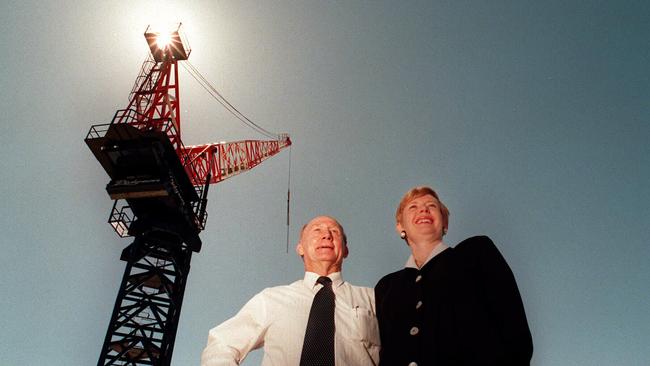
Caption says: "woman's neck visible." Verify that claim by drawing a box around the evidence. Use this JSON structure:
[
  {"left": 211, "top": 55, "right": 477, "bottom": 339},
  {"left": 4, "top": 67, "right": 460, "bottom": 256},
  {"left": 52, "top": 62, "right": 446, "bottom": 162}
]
[{"left": 410, "top": 238, "right": 443, "bottom": 268}]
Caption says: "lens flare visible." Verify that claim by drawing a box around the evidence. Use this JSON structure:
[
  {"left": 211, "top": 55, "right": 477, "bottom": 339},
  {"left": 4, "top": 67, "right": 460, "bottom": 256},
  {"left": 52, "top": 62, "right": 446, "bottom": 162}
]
[{"left": 156, "top": 31, "right": 172, "bottom": 49}]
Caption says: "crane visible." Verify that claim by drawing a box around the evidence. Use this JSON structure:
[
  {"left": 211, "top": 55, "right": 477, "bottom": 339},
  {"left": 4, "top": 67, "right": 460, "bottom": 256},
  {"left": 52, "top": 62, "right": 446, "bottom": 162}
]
[{"left": 85, "top": 24, "right": 291, "bottom": 366}]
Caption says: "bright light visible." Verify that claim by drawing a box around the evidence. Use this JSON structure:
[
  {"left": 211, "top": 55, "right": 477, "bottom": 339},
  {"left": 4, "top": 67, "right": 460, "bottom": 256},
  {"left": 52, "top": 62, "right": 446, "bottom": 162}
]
[
  {"left": 156, "top": 31, "right": 173, "bottom": 49},
  {"left": 145, "top": 23, "right": 191, "bottom": 61}
]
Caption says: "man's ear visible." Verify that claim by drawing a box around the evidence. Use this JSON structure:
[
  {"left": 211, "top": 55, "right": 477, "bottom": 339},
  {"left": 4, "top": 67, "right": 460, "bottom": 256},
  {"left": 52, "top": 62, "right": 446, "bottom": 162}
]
[
  {"left": 343, "top": 244, "right": 349, "bottom": 258},
  {"left": 296, "top": 242, "right": 304, "bottom": 257}
]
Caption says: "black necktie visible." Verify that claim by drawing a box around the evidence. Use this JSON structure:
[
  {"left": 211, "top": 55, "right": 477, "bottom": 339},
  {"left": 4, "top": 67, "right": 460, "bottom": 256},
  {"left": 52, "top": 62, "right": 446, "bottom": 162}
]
[{"left": 300, "top": 276, "right": 335, "bottom": 366}]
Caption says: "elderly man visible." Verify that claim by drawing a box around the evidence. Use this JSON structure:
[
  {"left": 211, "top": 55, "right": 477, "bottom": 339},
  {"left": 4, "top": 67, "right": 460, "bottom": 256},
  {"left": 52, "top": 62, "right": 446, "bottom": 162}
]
[{"left": 201, "top": 216, "right": 380, "bottom": 366}]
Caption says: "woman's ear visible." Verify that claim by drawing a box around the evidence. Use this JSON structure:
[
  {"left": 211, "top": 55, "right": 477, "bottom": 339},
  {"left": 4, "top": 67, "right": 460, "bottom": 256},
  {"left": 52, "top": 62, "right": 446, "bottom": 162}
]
[{"left": 396, "top": 222, "right": 404, "bottom": 235}]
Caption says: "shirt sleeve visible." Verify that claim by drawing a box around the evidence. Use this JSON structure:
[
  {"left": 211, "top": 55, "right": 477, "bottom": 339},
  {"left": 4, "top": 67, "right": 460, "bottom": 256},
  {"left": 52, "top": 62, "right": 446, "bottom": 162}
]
[{"left": 200, "top": 291, "right": 268, "bottom": 366}]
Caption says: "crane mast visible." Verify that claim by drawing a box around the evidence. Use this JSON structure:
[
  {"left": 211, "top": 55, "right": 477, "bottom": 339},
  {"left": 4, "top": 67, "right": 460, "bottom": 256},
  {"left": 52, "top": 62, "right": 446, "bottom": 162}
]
[{"left": 85, "top": 24, "right": 291, "bottom": 366}]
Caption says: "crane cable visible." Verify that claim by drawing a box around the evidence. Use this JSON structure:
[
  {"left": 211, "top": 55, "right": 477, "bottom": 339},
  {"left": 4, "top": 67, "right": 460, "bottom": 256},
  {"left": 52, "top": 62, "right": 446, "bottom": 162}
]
[
  {"left": 180, "top": 61, "right": 280, "bottom": 140},
  {"left": 180, "top": 59, "right": 293, "bottom": 254},
  {"left": 286, "top": 145, "right": 292, "bottom": 253}
]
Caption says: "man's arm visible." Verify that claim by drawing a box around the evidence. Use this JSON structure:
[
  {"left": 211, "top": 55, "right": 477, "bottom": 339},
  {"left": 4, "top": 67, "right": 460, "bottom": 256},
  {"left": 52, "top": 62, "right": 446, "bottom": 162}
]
[{"left": 201, "top": 292, "right": 268, "bottom": 366}]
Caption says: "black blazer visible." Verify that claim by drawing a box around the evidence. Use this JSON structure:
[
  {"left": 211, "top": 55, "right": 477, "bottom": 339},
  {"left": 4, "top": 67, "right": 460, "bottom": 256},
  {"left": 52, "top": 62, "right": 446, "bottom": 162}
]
[{"left": 375, "top": 236, "right": 533, "bottom": 366}]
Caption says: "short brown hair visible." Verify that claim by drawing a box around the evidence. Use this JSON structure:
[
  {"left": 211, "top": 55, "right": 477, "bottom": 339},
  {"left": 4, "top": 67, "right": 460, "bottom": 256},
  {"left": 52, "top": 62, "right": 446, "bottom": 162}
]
[{"left": 395, "top": 186, "right": 450, "bottom": 229}]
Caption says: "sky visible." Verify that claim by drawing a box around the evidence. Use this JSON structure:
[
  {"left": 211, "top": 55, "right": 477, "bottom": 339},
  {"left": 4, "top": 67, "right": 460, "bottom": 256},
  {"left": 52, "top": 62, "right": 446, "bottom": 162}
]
[{"left": 1, "top": 0, "right": 648, "bottom": 365}]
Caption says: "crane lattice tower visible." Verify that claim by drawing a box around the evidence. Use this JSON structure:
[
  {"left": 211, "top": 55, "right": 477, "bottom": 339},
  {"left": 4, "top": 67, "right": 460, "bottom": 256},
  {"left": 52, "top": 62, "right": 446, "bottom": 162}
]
[{"left": 85, "top": 24, "right": 291, "bottom": 366}]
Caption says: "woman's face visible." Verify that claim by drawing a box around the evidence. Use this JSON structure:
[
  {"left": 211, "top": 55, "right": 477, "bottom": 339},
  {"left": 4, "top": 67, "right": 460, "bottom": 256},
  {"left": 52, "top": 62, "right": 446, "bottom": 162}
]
[{"left": 397, "top": 194, "right": 445, "bottom": 244}]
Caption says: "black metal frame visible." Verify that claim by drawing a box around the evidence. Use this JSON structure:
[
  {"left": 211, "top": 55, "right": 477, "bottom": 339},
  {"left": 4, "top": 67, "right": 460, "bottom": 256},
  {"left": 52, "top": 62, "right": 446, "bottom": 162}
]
[
  {"left": 86, "top": 122, "right": 206, "bottom": 366},
  {"left": 97, "top": 236, "right": 192, "bottom": 366}
]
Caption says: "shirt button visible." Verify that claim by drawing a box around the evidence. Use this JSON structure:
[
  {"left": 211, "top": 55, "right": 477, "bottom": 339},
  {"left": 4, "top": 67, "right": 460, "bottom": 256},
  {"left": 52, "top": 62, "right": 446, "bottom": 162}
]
[
  {"left": 410, "top": 326, "right": 419, "bottom": 335},
  {"left": 416, "top": 300, "right": 423, "bottom": 309},
  {"left": 408, "top": 363, "right": 418, "bottom": 366},
  {"left": 415, "top": 275, "right": 422, "bottom": 282}
]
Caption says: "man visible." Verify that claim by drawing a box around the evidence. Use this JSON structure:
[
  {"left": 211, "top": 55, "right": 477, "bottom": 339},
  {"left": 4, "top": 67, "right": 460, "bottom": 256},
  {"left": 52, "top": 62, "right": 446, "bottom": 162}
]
[{"left": 201, "top": 216, "right": 380, "bottom": 366}]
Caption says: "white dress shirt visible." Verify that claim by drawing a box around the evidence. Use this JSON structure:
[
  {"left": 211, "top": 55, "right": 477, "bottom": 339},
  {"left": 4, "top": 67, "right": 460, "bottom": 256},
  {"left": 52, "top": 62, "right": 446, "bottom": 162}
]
[{"left": 201, "top": 272, "right": 380, "bottom": 366}]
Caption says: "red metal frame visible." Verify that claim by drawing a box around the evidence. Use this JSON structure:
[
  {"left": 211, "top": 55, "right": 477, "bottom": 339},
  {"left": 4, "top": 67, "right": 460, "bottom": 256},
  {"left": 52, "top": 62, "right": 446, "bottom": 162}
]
[
  {"left": 113, "top": 56, "right": 183, "bottom": 153},
  {"left": 181, "top": 134, "right": 291, "bottom": 185},
  {"left": 113, "top": 52, "right": 290, "bottom": 187}
]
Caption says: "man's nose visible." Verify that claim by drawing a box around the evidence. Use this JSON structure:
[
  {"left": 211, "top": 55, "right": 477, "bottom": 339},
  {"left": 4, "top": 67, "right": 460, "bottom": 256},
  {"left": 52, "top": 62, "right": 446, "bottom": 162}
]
[
  {"left": 322, "top": 230, "right": 333, "bottom": 240},
  {"left": 419, "top": 205, "right": 430, "bottom": 213}
]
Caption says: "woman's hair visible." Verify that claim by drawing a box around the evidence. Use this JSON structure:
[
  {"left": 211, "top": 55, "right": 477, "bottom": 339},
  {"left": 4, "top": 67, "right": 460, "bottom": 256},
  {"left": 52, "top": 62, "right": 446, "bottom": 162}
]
[{"left": 395, "top": 186, "right": 450, "bottom": 229}]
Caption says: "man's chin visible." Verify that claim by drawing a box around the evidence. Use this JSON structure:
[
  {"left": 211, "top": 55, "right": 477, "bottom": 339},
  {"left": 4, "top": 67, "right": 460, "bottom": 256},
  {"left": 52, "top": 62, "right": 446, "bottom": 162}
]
[{"left": 314, "top": 253, "right": 337, "bottom": 262}]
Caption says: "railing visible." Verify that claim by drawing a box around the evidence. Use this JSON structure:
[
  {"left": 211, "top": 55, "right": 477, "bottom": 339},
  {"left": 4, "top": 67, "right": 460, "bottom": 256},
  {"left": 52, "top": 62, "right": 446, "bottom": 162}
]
[
  {"left": 88, "top": 106, "right": 210, "bottom": 233},
  {"left": 108, "top": 200, "right": 133, "bottom": 238},
  {"left": 130, "top": 56, "right": 157, "bottom": 98},
  {"left": 85, "top": 123, "right": 110, "bottom": 140}
]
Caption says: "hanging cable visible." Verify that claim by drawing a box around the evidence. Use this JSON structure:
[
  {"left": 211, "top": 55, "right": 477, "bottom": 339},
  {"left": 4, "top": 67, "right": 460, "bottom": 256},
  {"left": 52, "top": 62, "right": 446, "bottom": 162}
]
[
  {"left": 181, "top": 61, "right": 276, "bottom": 138},
  {"left": 180, "top": 61, "right": 280, "bottom": 140},
  {"left": 179, "top": 59, "right": 292, "bottom": 253},
  {"left": 285, "top": 145, "right": 292, "bottom": 253}
]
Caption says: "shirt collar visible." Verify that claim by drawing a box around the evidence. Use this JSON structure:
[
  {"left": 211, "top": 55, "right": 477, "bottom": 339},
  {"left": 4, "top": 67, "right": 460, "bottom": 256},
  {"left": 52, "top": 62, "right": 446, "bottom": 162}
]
[
  {"left": 303, "top": 271, "right": 344, "bottom": 291},
  {"left": 404, "top": 241, "right": 449, "bottom": 269}
]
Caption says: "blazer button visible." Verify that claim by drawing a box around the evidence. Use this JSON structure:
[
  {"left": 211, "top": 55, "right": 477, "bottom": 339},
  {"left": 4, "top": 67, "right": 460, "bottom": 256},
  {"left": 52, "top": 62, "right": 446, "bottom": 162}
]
[
  {"left": 415, "top": 275, "right": 422, "bottom": 283},
  {"left": 415, "top": 300, "right": 423, "bottom": 309},
  {"left": 410, "top": 326, "right": 419, "bottom": 335}
]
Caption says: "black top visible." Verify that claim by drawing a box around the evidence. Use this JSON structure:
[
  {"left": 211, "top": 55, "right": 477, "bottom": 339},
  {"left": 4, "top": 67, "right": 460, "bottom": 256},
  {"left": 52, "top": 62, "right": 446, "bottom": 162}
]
[{"left": 375, "top": 236, "right": 533, "bottom": 366}]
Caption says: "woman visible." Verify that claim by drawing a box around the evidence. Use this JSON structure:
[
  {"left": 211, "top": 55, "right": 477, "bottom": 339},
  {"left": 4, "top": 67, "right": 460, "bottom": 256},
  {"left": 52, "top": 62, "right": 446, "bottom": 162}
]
[{"left": 375, "top": 186, "right": 533, "bottom": 366}]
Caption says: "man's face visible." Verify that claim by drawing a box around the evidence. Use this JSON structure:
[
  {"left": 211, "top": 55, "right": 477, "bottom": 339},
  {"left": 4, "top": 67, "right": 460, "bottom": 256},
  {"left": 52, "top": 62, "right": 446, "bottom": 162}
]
[
  {"left": 297, "top": 216, "right": 348, "bottom": 273},
  {"left": 397, "top": 194, "right": 445, "bottom": 243}
]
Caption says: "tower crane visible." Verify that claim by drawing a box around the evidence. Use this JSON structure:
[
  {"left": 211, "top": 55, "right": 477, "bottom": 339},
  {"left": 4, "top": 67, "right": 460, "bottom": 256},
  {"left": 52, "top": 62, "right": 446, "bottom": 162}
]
[{"left": 85, "top": 24, "right": 291, "bottom": 366}]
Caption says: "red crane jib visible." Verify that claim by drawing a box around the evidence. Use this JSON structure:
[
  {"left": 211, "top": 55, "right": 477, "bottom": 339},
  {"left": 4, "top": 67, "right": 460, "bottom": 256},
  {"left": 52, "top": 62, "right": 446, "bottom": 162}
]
[
  {"left": 111, "top": 53, "right": 290, "bottom": 187},
  {"left": 182, "top": 137, "right": 292, "bottom": 185}
]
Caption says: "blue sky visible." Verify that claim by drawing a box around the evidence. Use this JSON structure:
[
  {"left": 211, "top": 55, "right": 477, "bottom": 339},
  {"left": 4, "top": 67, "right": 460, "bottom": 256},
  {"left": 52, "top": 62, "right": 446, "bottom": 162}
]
[{"left": 1, "top": 1, "right": 648, "bottom": 365}]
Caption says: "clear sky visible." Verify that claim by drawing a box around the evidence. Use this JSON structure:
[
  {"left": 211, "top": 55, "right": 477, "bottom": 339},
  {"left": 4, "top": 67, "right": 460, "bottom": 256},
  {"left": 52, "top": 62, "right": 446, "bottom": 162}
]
[{"left": 1, "top": 1, "right": 648, "bottom": 365}]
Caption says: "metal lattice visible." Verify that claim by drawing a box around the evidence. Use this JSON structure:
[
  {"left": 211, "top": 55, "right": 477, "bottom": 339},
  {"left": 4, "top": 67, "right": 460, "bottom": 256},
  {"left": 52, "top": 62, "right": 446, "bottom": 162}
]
[{"left": 97, "top": 237, "right": 192, "bottom": 366}]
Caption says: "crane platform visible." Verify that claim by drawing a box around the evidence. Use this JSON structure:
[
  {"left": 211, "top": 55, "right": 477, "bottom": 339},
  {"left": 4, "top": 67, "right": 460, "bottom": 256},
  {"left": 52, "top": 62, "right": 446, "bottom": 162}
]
[{"left": 86, "top": 121, "right": 204, "bottom": 252}]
